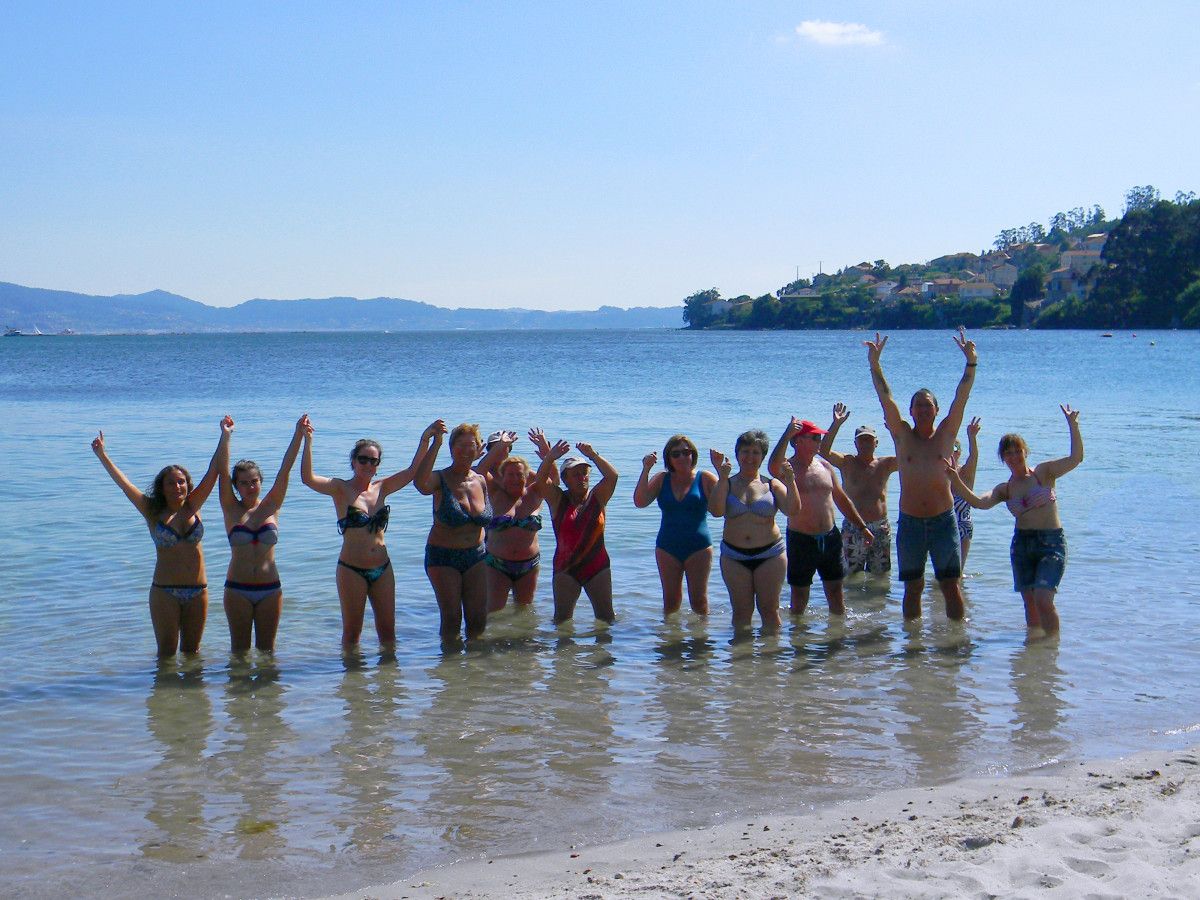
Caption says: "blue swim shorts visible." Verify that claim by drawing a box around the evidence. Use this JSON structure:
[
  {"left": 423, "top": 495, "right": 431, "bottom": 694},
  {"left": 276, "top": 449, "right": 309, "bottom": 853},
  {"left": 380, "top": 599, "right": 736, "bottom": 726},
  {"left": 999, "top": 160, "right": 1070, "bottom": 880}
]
[
  {"left": 1010, "top": 528, "right": 1066, "bottom": 592},
  {"left": 896, "top": 510, "right": 962, "bottom": 583}
]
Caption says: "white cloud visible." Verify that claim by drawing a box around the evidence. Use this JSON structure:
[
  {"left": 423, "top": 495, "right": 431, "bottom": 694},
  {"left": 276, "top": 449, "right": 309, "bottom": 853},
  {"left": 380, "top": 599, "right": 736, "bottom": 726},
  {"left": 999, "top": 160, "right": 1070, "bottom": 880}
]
[{"left": 795, "top": 20, "right": 884, "bottom": 47}]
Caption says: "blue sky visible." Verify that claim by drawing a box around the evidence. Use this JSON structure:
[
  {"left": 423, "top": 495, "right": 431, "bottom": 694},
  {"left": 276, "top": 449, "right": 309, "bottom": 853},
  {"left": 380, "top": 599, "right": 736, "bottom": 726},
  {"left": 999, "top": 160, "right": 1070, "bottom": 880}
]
[{"left": 2, "top": 2, "right": 1198, "bottom": 309}]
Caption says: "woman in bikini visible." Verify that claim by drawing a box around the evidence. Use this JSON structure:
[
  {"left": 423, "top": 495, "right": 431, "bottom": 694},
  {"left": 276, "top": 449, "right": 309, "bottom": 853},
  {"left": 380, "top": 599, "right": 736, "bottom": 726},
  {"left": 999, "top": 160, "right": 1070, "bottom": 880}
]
[
  {"left": 633, "top": 434, "right": 717, "bottom": 617},
  {"left": 215, "top": 415, "right": 306, "bottom": 652},
  {"left": 946, "top": 405, "right": 1083, "bottom": 634},
  {"left": 301, "top": 417, "right": 443, "bottom": 646},
  {"left": 530, "top": 432, "right": 618, "bottom": 625},
  {"left": 477, "top": 430, "right": 566, "bottom": 613},
  {"left": 951, "top": 416, "right": 982, "bottom": 570},
  {"left": 92, "top": 419, "right": 227, "bottom": 656},
  {"left": 708, "top": 429, "right": 800, "bottom": 630},
  {"left": 414, "top": 423, "right": 501, "bottom": 640}
]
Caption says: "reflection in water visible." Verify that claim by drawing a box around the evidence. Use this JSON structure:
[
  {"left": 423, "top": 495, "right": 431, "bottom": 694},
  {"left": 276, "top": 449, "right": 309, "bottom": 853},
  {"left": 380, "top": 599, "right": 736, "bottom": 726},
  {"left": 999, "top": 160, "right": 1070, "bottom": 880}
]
[
  {"left": 888, "top": 621, "right": 985, "bottom": 781},
  {"left": 329, "top": 649, "right": 406, "bottom": 855},
  {"left": 141, "top": 659, "right": 215, "bottom": 861},
  {"left": 216, "top": 654, "right": 292, "bottom": 860},
  {"left": 1010, "top": 640, "right": 1069, "bottom": 763}
]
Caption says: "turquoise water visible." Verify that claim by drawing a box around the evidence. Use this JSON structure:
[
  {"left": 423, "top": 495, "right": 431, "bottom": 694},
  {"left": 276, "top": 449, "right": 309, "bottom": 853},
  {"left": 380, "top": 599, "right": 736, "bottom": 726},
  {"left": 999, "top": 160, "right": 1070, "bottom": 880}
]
[{"left": 1, "top": 329, "right": 1198, "bottom": 898}]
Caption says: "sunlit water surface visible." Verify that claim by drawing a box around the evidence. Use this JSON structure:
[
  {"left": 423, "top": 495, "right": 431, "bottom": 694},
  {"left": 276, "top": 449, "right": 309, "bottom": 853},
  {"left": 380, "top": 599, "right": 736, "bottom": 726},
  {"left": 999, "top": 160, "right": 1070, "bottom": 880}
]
[{"left": 1, "top": 329, "right": 1198, "bottom": 898}]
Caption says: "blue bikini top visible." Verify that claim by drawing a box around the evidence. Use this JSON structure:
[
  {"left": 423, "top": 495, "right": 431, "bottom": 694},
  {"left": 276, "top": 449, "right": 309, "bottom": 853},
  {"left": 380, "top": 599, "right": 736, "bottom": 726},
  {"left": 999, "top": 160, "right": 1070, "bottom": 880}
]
[
  {"left": 337, "top": 505, "right": 390, "bottom": 535},
  {"left": 725, "top": 477, "right": 778, "bottom": 519},
  {"left": 228, "top": 522, "right": 279, "bottom": 546},
  {"left": 434, "top": 472, "right": 492, "bottom": 528},
  {"left": 151, "top": 516, "right": 204, "bottom": 548},
  {"left": 488, "top": 513, "right": 543, "bottom": 533}
]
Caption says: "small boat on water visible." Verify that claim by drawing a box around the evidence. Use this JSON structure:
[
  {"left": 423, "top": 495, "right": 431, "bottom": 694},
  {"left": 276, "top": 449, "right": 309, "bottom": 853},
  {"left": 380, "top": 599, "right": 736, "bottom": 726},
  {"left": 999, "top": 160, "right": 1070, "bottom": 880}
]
[
  {"left": 4, "top": 326, "right": 24, "bottom": 337},
  {"left": 1101, "top": 333, "right": 1113, "bottom": 338}
]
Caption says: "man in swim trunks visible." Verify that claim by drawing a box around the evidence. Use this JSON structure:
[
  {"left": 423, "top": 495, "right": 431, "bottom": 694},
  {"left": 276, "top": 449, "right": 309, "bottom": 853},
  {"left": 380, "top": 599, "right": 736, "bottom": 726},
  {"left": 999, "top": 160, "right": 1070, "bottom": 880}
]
[
  {"left": 768, "top": 417, "right": 872, "bottom": 616},
  {"left": 865, "top": 327, "right": 977, "bottom": 621},
  {"left": 818, "top": 404, "right": 898, "bottom": 575}
]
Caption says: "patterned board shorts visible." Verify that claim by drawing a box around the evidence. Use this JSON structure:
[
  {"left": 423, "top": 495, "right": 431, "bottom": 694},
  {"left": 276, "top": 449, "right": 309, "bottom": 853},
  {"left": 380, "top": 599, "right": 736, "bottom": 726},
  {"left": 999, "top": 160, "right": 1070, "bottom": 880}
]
[{"left": 842, "top": 518, "right": 892, "bottom": 574}]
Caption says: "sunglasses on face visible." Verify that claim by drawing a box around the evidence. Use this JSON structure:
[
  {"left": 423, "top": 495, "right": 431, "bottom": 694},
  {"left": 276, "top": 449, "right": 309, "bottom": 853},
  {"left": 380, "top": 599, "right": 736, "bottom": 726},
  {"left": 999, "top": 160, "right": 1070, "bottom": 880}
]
[
  {"left": 669, "top": 449, "right": 693, "bottom": 459},
  {"left": 356, "top": 455, "right": 381, "bottom": 466}
]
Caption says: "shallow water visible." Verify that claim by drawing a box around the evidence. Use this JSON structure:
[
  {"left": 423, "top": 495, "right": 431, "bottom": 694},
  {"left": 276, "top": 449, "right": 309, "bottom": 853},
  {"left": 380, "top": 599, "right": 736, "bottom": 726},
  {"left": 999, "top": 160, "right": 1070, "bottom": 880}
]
[{"left": 1, "top": 328, "right": 1198, "bottom": 898}]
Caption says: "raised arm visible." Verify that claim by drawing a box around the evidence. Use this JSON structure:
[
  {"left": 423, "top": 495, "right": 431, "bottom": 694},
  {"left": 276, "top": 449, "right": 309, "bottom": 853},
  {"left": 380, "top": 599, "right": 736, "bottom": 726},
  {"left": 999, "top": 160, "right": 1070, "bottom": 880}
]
[
  {"left": 865, "top": 333, "right": 904, "bottom": 434},
  {"left": 92, "top": 430, "right": 152, "bottom": 517},
  {"left": 819, "top": 403, "right": 852, "bottom": 467},
  {"left": 260, "top": 414, "right": 307, "bottom": 515},
  {"left": 475, "top": 430, "right": 516, "bottom": 487},
  {"left": 1040, "top": 405, "right": 1084, "bottom": 480},
  {"left": 632, "top": 452, "right": 665, "bottom": 508},
  {"left": 411, "top": 420, "right": 448, "bottom": 496},
  {"left": 939, "top": 326, "right": 978, "bottom": 439},
  {"left": 577, "top": 442, "right": 618, "bottom": 507},
  {"left": 707, "top": 449, "right": 732, "bottom": 517},
  {"left": 300, "top": 417, "right": 339, "bottom": 497},
  {"left": 943, "top": 458, "right": 1006, "bottom": 510},
  {"left": 187, "top": 416, "right": 231, "bottom": 510},
  {"left": 774, "top": 460, "right": 802, "bottom": 517},
  {"left": 533, "top": 436, "right": 570, "bottom": 513},
  {"left": 217, "top": 416, "right": 238, "bottom": 512},
  {"left": 767, "top": 417, "right": 799, "bottom": 479},
  {"left": 959, "top": 416, "right": 981, "bottom": 490}
]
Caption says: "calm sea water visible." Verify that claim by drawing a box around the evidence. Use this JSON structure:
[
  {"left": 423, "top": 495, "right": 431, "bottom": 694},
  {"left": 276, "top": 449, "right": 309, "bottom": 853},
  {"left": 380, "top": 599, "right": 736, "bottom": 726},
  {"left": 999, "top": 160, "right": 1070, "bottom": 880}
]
[{"left": 2, "top": 329, "right": 1198, "bottom": 899}]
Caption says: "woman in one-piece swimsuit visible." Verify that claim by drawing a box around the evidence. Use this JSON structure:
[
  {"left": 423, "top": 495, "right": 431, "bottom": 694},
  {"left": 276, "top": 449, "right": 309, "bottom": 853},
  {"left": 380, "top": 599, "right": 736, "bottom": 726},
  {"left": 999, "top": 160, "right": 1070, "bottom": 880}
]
[
  {"left": 216, "top": 414, "right": 306, "bottom": 652},
  {"left": 301, "top": 417, "right": 443, "bottom": 647},
  {"left": 92, "top": 418, "right": 227, "bottom": 656},
  {"left": 633, "top": 433, "right": 718, "bottom": 617}
]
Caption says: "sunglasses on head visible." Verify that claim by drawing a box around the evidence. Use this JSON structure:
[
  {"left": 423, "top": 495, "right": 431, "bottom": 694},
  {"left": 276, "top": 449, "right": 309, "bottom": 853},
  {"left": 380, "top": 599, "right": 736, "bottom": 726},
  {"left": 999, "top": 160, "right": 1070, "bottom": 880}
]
[{"left": 356, "top": 455, "right": 381, "bottom": 466}]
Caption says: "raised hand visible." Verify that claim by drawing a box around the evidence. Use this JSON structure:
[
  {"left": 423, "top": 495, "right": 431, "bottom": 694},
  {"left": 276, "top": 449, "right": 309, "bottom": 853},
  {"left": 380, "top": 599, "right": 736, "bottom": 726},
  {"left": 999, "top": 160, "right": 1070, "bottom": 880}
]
[
  {"left": 642, "top": 451, "right": 658, "bottom": 469},
  {"left": 710, "top": 449, "right": 732, "bottom": 478},
  {"left": 832, "top": 402, "right": 850, "bottom": 425},
  {"left": 941, "top": 456, "right": 960, "bottom": 477},
  {"left": 575, "top": 441, "right": 596, "bottom": 459},
  {"left": 295, "top": 413, "right": 311, "bottom": 436},
  {"left": 1061, "top": 404, "right": 1080, "bottom": 424},
  {"left": 864, "top": 332, "right": 888, "bottom": 364},
  {"left": 425, "top": 419, "right": 448, "bottom": 440},
  {"left": 548, "top": 439, "right": 571, "bottom": 460},
  {"left": 953, "top": 326, "right": 978, "bottom": 364},
  {"left": 966, "top": 416, "right": 982, "bottom": 439},
  {"left": 785, "top": 416, "right": 802, "bottom": 437},
  {"left": 91, "top": 430, "right": 105, "bottom": 455},
  {"left": 527, "top": 427, "right": 551, "bottom": 457},
  {"left": 220, "top": 414, "right": 235, "bottom": 435}
]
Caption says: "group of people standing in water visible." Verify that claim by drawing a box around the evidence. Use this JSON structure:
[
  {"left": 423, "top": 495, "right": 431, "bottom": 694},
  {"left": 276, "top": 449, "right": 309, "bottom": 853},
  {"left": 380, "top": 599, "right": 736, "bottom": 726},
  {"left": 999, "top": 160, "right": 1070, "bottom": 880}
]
[{"left": 93, "top": 328, "right": 1084, "bottom": 657}]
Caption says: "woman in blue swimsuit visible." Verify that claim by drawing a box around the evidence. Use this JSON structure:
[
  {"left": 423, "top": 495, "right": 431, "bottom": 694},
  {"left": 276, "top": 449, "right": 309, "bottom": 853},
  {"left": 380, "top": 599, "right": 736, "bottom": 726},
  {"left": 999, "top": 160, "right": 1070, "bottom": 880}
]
[
  {"left": 92, "top": 419, "right": 227, "bottom": 656},
  {"left": 301, "top": 417, "right": 443, "bottom": 647},
  {"left": 216, "top": 414, "right": 306, "bottom": 653},
  {"left": 633, "top": 434, "right": 718, "bottom": 617},
  {"left": 414, "top": 422, "right": 501, "bottom": 640}
]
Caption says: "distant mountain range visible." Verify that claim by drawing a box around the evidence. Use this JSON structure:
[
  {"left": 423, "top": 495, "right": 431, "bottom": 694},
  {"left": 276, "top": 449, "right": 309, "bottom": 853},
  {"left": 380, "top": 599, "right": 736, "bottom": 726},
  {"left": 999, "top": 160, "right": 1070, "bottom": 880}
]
[{"left": 0, "top": 281, "right": 683, "bottom": 332}]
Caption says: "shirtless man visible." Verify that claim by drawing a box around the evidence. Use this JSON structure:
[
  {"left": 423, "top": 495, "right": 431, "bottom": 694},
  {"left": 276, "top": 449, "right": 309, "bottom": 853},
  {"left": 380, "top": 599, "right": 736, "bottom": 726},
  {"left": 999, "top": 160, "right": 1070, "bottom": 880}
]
[
  {"left": 819, "top": 403, "right": 898, "bottom": 575},
  {"left": 768, "top": 418, "right": 871, "bottom": 616},
  {"left": 866, "top": 327, "right": 977, "bottom": 621}
]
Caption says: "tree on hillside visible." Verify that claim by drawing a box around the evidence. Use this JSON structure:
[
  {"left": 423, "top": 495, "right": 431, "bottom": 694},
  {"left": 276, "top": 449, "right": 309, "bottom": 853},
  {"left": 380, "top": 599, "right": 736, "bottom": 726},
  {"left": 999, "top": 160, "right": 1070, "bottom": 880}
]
[
  {"left": 1009, "top": 264, "right": 1045, "bottom": 327},
  {"left": 682, "top": 288, "right": 722, "bottom": 329},
  {"left": 1123, "top": 185, "right": 1160, "bottom": 215}
]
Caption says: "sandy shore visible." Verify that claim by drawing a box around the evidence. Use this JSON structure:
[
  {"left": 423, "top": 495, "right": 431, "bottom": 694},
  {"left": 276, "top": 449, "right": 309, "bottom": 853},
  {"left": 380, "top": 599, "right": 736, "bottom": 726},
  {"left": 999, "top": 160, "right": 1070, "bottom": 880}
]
[{"left": 326, "top": 745, "right": 1199, "bottom": 899}]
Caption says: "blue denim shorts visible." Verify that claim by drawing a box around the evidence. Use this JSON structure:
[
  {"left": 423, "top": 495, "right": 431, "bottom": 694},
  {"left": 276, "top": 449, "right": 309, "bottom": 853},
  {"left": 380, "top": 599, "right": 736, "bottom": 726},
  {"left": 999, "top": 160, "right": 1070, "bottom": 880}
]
[
  {"left": 896, "top": 510, "right": 962, "bottom": 582},
  {"left": 1010, "top": 528, "right": 1066, "bottom": 592}
]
